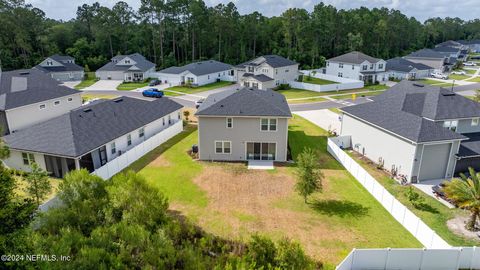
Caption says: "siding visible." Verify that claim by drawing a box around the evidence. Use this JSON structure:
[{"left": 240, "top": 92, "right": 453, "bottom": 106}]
[
  {"left": 4, "top": 150, "right": 47, "bottom": 172},
  {"left": 96, "top": 70, "right": 125, "bottom": 80},
  {"left": 198, "top": 116, "right": 289, "bottom": 161}
]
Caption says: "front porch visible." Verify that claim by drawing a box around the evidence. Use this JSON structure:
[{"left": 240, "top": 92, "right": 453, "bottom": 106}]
[{"left": 124, "top": 72, "right": 144, "bottom": 82}]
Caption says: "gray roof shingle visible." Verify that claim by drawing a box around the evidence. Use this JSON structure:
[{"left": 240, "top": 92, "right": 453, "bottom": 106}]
[
  {"left": 97, "top": 53, "right": 155, "bottom": 72},
  {"left": 4, "top": 96, "right": 183, "bottom": 157},
  {"left": 328, "top": 51, "right": 382, "bottom": 64},
  {"left": 159, "top": 60, "right": 233, "bottom": 76},
  {"left": 386, "top": 57, "right": 433, "bottom": 72},
  {"left": 242, "top": 73, "right": 274, "bottom": 82},
  {"left": 196, "top": 88, "right": 291, "bottom": 117},
  {"left": 236, "top": 55, "right": 298, "bottom": 68},
  {"left": 406, "top": 49, "right": 448, "bottom": 59},
  {"left": 0, "top": 69, "right": 79, "bottom": 110},
  {"left": 35, "top": 54, "right": 84, "bottom": 73}
]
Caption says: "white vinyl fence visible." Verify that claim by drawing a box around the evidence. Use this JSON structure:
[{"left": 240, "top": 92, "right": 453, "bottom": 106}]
[
  {"left": 290, "top": 71, "right": 364, "bottom": 92},
  {"left": 92, "top": 121, "right": 183, "bottom": 180},
  {"left": 327, "top": 137, "right": 450, "bottom": 249}
]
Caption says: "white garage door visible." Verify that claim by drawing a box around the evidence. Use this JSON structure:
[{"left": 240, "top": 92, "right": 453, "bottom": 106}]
[{"left": 418, "top": 143, "right": 451, "bottom": 181}]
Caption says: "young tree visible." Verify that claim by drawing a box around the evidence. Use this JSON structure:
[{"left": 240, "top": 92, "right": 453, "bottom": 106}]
[
  {"left": 24, "top": 163, "right": 51, "bottom": 206},
  {"left": 295, "top": 148, "right": 323, "bottom": 203},
  {"left": 183, "top": 110, "right": 190, "bottom": 121},
  {"left": 444, "top": 167, "right": 480, "bottom": 231}
]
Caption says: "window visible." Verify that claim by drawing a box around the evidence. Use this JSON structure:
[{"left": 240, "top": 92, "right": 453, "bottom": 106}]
[
  {"left": 326, "top": 61, "right": 329, "bottom": 66},
  {"left": 285, "top": 69, "right": 289, "bottom": 73},
  {"left": 162, "top": 118, "right": 165, "bottom": 126},
  {"left": 138, "top": 127, "right": 145, "bottom": 138},
  {"left": 244, "top": 82, "right": 250, "bottom": 87},
  {"left": 127, "top": 134, "right": 132, "bottom": 146},
  {"left": 352, "top": 65, "right": 355, "bottom": 70},
  {"left": 111, "top": 142, "right": 116, "bottom": 154},
  {"left": 338, "top": 72, "right": 343, "bottom": 77},
  {"left": 252, "top": 82, "right": 259, "bottom": 89},
  {"left": 226, "top": 118, "right": 233, "bottom": 128},
  {"left": 178, "top": 112, "right": 181, "bottom": 120},
  {"left": 68, "top": 97, "right": 73, "bottom": 102},
  {"left": 39, "top": 104, "right": 46, "bottom": 109},
  {"left": 46, "top": 60, "right": 53, "bottom": 66},
  {"left": 443, "top": 120, "right": 458, "bottom": 132},
  {"left": 125, "top": 60, "right": 131, "bottom": 64},
  {"left": 248, "top": 66, "right": 254, "bottom": 73},
  {"left": 370, "top": 64, "right": 374, "bottom": 69},
  {"left": 54, "top": 100, "right": 60, "bottom": 106},
  {"left": 208, "top": 75, "right": 210, "bottom": 79},
  {"left": 262, "top": 68, "right": 268, "bottom": 73},
  {"left": 261, "top": 118, "right": 277, "bottom": 131},
  {"left": 362, "top": 65, "right": 368, "bottom": 70},
  {"left": 187, "top": 77, "right": 194, "bottom": 83},
  {"left": 22, "top": 153, "right": 35, "bottom": 165},
  {"left": 339, "top": 63, "right": 344, "bottom": 68},
  {"left": 275, "top": 69, "right": 278, "bottom": 75},
  {"left": 215, "top": 141, "right": 231, "bottom": 154},
  {"left": 378, "top": 63, "right": 384, "bottom": 69},
  {"left": 472, "top": 118, "right": 480, "bottom": 126},
  {"left": 218, "top": 73, "right": 221, "bottom": 77}
]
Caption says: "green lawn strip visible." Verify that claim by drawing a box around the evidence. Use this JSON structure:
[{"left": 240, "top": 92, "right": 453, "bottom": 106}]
[
  {"left": 166, "top": 81, "right": 234, "bottom": 95},
  {"left": 449, "top": 74, "right": 471, "bottom": 80},
  {"left": 277, "top": 89, "right": 326, "bottom": 99},
  {"left": 417, "top": 79, "right": 457, "bottom": 87},
  {"left": 116, "top": 82, "right": 149, "bottom": 91},
  {"left": 465, "top": 77, "right": 480, "bottom": 82},
  {"left": 125, "top": 125, "right": 207, "bottom": 207},
  {"left": 81, "top": 93, "right": 119, "bottom": 102},
  {"left": 348, "top": 152, "right": 479, "bottom": 246},
  {"left": 331, "top": 90, "right": 386, "bottom": 100},
  {"left": 462, "top": 69, "right": 477, "bottom": 75},
  {"left": 301, "top": 76, "right": 338, "bottom": 85},
  {"left": 328, "top": 108, "right": 341, "bottom": 114},
  {"left": 287, "top": 97, "right": 328, "bottom": 104},
  {"left": 74, "top": 72, "right": 97, "bottom": 90}
]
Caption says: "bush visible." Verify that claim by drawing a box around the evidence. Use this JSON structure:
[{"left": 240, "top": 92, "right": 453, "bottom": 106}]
[{"left": 276, "top": 84, "right": 291, "bottom": 90}]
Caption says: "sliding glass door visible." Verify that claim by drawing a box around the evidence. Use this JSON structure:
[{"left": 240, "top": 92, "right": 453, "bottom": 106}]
[{"left": 246, "top": 142, "right": 276, "bottom": 160}]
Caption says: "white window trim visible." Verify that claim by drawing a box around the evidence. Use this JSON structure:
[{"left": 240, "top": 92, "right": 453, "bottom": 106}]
[
  {"left": 214, "top": 140, "right": 232, "bottom": 154},
  {"left": 127, "top": 134, "right": 132, "bottom": 146},
  {"left": 53, "top": 100, "right": 60, "bottom": 106},
  {"left": 139, "top": 127, "right": 145, "bottom": 138},
  {"left": 472, "top": 118, "right": 479, "bottom": 126},
  {"left": 226, "top": 118, "right": 233, "bottom": 129},
  {"left": 260, "top": 118, "right": 278, "bottom": 132},
  {"left": 67, "top": 97, "right": 73, "bottom": 102},
  {"left": 39, "top": 104, "right": 46, "bottom": 110},
  {"left": 111, "top": 142, "right": 116, "bottom": 154}
]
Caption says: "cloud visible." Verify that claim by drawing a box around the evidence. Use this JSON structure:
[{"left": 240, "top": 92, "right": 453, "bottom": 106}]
[{"left": 25, "top": 0, "right": 479, "bottom": 22}]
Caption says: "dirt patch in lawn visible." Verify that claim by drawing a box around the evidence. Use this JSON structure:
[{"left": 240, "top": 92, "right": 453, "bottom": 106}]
[
  {"left": 149, "top": 155, "right": 171, "bottom": 167},
  {"left": 172, "top": 164, "right": 357, "bottom": 262},
  {"left": 447, "top": 215, "right": 480, "bottom": 240}
]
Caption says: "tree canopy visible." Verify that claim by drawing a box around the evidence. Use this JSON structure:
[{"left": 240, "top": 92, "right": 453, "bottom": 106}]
[{"left": 1, "top": 0, "right": 480, "bottom": 71}]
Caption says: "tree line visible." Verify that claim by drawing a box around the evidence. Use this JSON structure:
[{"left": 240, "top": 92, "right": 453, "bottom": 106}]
[{"left": 1, "top": 0, "right": 480, "bottom": 72}]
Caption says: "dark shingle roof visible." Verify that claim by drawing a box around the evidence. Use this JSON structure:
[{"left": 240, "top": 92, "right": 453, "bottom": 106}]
[
  {"left": 436, "top": 40, "right": 462, "bottom": 47},
  {"left": 196, "top": 88, "right": 291, "bottom": 117},
  {"left": 35, "top": 54, "right": 84, "bottom": 73},
  {"left": 159, "top": 60, "right": 232, "bottom": 76},
  {"left": 242, "top": 73, "right": 274, "bottom": 82},
  {"left": 236, "top": 55, "right": 297, "bottom": 68},
  {"left": 328, "top": 51, "right": 382, "bottom": 64},
  {"left": 0, "top": 69, "right": 79, "bottom": 110},
  {"left": 386, "top": 57, "right": 433, "bottom": 72},
  {"left": 458, "top": 133, "right": 480, "bottom": 157},
  {"left": 97, "top": 53, "right": 155, "bottom": 72},
  {"left": 342, "top": 81, "right": 474, "bottom": 143},
  {"left": 433, "top": 46, "right": 460, "bottom": 53},
  {"left": 4, "top": 97, "right": 183, "bottom": 157},
  {"left": 406, "top": 49, "right": 448, "bottom": 59}
]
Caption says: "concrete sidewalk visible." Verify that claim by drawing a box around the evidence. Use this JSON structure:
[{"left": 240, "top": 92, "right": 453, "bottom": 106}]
[{"left": 294, "top": 109, "right": 342, "bottom": 133}]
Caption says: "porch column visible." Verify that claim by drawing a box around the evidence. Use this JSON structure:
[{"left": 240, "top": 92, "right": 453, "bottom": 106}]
[{"left": 74, "top": 158, "right": 80, "bottom": 170}]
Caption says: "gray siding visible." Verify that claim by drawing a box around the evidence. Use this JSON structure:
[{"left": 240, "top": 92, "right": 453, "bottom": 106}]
[
  {"left": 198, "top": 116, "right": 289, "bottom": 161},
  {"left": 51, "top": 71, "right": 84, "bottom": 82},
  {"left": 455, "top": 119, "right": 480, "bottom": 134},
  {"left": 96, "top": 71, "right": 125, "bottom": 80}
]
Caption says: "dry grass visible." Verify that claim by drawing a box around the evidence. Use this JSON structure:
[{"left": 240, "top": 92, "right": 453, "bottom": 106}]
[{"left": 182, "top": 107, "right": 198, "bottom": 123}]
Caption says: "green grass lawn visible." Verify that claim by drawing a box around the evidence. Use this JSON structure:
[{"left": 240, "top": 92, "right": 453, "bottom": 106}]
[
  {"left": 278, "top": 84, "right": 389, "bottom": 103},
  {"left": 331, "top": 90, "right": 386, "bottom": 100},
  {"left": 449, "top": 74, "right": 471, "bottom": 80},
  {"left": 417, "top": 79, "right": 458, "bottom": 87},
  {"left": 165, "top": 81, "right": 234, "bottom": 96},
  {"left": 463, "top": 69, "right": 477, "bottom": 75},
  {"left": 287, "top": 97, "right": 328, "bottom": 104},
  {"left": 349, "top": 152, "right": 480, "bottom": 246},
  {"left": 466, "top": 76, "right": 480, "bottom": 82},
  {"left": 74, "top": 72, "right": 97, "bottom": 90},
  {"left": 328, "top": 108, "right": 341, "bottom": 114},
  {"left": 277, "top": 88, "right": 325, "bottom": 99},
  {"left": 14, "top": 175, "right": 60, "bottom": 204},
  {"left": 116, "top": 82, "right": 149, "bottom": 91},
  {"left": 301, "top": 75, "right": 337, "bottom": 85}
]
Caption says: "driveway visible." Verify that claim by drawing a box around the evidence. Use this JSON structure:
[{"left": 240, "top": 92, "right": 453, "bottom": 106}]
[
  {"left": 83, "top": 80, "right": 123, "bottom": 91},
  {"left": 294, "top": 109, "right": 342, "bottom": 133},
  {"left": 62, "top": 81, "right": 81, "bottom": 89}
]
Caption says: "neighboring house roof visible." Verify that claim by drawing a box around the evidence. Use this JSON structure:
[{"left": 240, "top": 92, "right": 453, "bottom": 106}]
[
  {"left": 236, "top": 55, "right": 298, "bottom": 69},
  {"left": 196, "top": 88, "right": 292, "bottom": 117},
  {"left": 0, "top": 69, "right": 79, "bottom": 110},
  {"left": 35, "top": 54, "right": 83, "bottom": 73},
  {"left": 327, "top": 51, "right": 382, "bottom": 64},
  {"left": 342, "top": 81, "right": 475, "bottom": 143},
  {"left": 433, "top": 46, "right": 460, "bottom": 53},
  {"left": 4, "top": 96, "right": 183, "bottom": 157},
  {"left": 159, "top": 60, "right": 232, "bottom": 76},
  {"left": 436, "top": 40, "right": 462, "bottom": 47},
  {"left": 96, "top": 53, "right": 155, "bottom": 72},
  {"left": 242, "top": 73, "right": 274, "bottom": 82},
  {"left": 386, "top": 57, "right": 433, "bottom": 72},
  {"left": 458, "top": 133, "right": 480, "bottom": 158},
  {"left": 406, "top": 49, "right": 448, "bottom": 60}
]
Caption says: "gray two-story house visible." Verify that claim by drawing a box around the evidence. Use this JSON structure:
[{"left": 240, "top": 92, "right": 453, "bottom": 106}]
[
  {"left": 96, "top": 53, "right": 156, "bottom": 82},
  {"left": 0, "top": 69, "right": 82, "bottom": 135},
  {"left": 196, "top": 88, "right": 292, "bottom": 162},
  {"left": 35, "top": 54, "right": 84, "bottom": 82},
  {"left": 340, "top": 80, "right": 480, "bottom": 182},
  {"left": 325, "top": 51, "right": 387, "bottom": 83}
]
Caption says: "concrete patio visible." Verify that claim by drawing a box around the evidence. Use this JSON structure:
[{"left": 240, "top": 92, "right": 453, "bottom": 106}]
[
  {"left": 412, "top": 179, "right": 455, "bottom": 209},
  {"left": 247, "top": 160, "right": 274, "bottom": 170}
]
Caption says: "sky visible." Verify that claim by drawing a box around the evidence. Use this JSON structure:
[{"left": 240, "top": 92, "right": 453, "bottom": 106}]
[{"left": 25, "top": 0, "right": 479, "bottom": 23}]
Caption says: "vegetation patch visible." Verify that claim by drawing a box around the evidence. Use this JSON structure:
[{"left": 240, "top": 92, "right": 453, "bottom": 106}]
[
  {"left": 74, "top": 72, "right": 97, "bottom": 90},
  {"left": 166, "top": 81, "right": 234, "bottom": 96}
]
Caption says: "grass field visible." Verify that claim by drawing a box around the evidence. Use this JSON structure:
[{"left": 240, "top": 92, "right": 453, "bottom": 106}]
[
  {"left": 463, "top": 69, "right": 477, "bottom": 75},
  {"left": 465, "top": 76, "right": 480, "bottom": 82},
  {"left": 278, "top": 84, "right": 389, "bottom": 103},
  {"left": 331, "top": 90, "right": 386, "bottom": 100},
  {"left": 125, "top": 118, "right": 420, "bottom": 267},
  {"left": 449, "top": 74, "right": 471, "bottom": 80},
  {"left": 81, "top": 93, "right": 118, "bottom": 102},
  {"left": 74, "top": 72, "right": 97, "bottom": 90},
  {"left": 418, "top": 79, "right": 457, "bottom": 87},
  {"left": 14, "top": 175, "right": 60, "bottom": 204},
  {"left": 301, "top": 75, "right": 337, "bottom": 85},
  {"left": 116, "top": 82, "right": 149, "bottom": 90},
  {"left": 165, "top": 81, "right": 234, "bottom": 96},
  {"left": 287, "top": 97, "right": 328, "bottom": 104},
  {"left": 349, "top": 152, "right": 480, "bottom": 247},
  {"left": 277, "top": 89, "right": 326, "bottom": 99}
]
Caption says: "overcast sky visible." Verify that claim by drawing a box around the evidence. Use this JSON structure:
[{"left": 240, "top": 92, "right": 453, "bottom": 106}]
[{"left": 25, "top": 0, "right": 479, "bottom": 23}]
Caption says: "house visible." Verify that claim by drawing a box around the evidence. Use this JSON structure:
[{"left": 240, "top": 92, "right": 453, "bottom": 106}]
[
  {"left": 96, "top": 53, "right": 156, "bottom": 82},
  {"left": 433, "top": 46, "right": 465, "bottom": 61},
  {"left": 386, "top": 57, "right": 433, "bottom": 80},
  {"left": 404, "top": 49, "right": 454, "bottom": 73},
  {"left": 340, "top": 80, "right": 480, "bottom": 182},
  {"left": 457, "top": 40, "right": 480, "bottom": 53},
  {"left": 0, "top": 69, "right": 82, "bottom": 135},
  {"left": 325, "top": 51, "right": 387, "bottom": 83},
  {"left": 436, "top": 40, "right": 464, "bottom": 50},
  {"left": 195, "top": 87, "right": 291, "bottom": 162},
  {"left": 3, "top": 97, "right": 183, "bottom": 178},
  {"left": 157, "top": 60, "right": 235, "bottom": 87},
  {"left": 35, "top": 54, "right": 84, "bottom": 81},
  {"left": 235, "top": 55, "right": 299, "bottom": 89}
]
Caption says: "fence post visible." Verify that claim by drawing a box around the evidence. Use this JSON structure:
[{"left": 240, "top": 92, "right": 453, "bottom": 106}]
[
  {"left": 470, "top": 246, "right": 476, "bottom": 270},
  {"left": 384, "top": 248, "right": 391, "bottom": 270}
]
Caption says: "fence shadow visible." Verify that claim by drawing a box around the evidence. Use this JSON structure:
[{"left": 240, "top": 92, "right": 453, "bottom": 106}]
[{"left": 309, "top": 199, "right": 369, "bottom": 218}]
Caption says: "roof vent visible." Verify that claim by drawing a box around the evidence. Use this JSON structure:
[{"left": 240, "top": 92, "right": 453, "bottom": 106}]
[
  {"left": 220, "top": 105, "right": 224, "bottom": 107},
  {"left": 83, "top": 108, "right": 92, "bottom": 113},
  {"left": 19, "top": 72, "right": 30, "bottom": 75},
  {"left": 442, "top": 92, "right": 455, "bottom": 96},
  {"left": 412, "top": 83, "right": 424, "bottom": 87},
  {"left": 113, "top": 98, "right": 123, "bottom": 103}
]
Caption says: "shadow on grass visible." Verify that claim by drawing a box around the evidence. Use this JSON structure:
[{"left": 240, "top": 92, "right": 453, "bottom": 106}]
[
  {"left": 309, "top": 199, "right": 369, "bottom": 218},
  {"left": 124, "top": 124, "right": 197, "bottom": 173},
  {"left": 413, "top": 202, "right": 440, "bottom": 214}
]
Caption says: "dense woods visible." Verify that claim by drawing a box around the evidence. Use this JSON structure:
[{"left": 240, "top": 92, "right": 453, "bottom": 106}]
[{"left": 1, "top": 0, "right": 480, "bottom": 71}]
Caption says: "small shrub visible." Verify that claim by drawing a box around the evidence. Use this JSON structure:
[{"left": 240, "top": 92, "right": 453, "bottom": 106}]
[
  {"left": 276, "top": 84, "right": 290, "bottom": 90},
  {"left": 376, "top": 157, "right": 384, "bottom": 170},
  {"left": 405, "top": 186, "right": 425, "bottom": 208}
]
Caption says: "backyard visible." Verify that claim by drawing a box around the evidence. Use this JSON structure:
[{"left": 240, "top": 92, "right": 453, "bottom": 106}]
[
  {"left": 74, "top": 72, "right": 97, "bottom": 90},
  {"left": 349, "top": 151, "right": 480, "bottom": 247},
  {"left": 300, "top": 75, "right": 338, "bottom": 85},
  {"left": 14, "top": 175, "right": 60, "bottom": 204},
  {"left": 418, "top": 79, "right": 458, "bottom": 87},
  {"left": 116, "top": 81, "right": 149, "bottom": 90},
  {"left": 165, "top": 81, "right": 234, "bottom": 96},
  {"left": 124, "top": 116, "right": 421, "bottom": 268}
]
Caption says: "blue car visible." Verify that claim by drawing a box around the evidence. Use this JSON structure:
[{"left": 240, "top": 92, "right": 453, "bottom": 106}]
[{"left": 142, "top": 88, "right": 164, "bottom": 98}]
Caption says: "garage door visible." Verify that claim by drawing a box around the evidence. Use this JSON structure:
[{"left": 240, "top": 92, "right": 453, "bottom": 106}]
[{"left": 418, "top": 143, "right": 451, "bottom": 181}]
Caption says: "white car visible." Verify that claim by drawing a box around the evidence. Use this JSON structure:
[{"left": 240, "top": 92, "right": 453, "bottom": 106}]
[
  {"left": 451, "top": 70, "right": 466, "bottom": 75},
  {"left": 431, "top": 72, "right": 448, "bottom": 80},
  {"left": 464, "top": 61, "right": 477, "bottom": 66}
]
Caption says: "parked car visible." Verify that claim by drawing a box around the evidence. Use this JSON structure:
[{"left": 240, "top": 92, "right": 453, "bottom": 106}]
[
  {"left": 431, "top": 72, "right": 448, "bottom": 80},
  {"left": 195, "top": 98, "right": 205, "bottom": 109},
  {"left": 142, "top": 88, "right": 164, "bottom": 98},
  {"left": 451, "top": 70, "right": 466, "bottom": 75},
  {"left": 464, "top": 61, "right": 477, "bottom": 66},
  {"left": 149, "top": 79, "right": 161, "bottom": 86}
]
